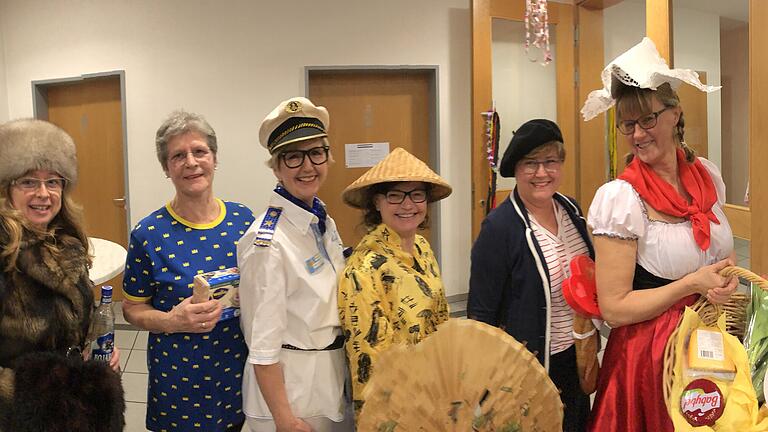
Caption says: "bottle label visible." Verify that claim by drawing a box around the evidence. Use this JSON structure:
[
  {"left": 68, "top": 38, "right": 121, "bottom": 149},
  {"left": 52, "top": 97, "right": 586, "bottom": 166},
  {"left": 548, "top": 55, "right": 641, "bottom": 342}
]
[{"left": 91, "top": 332, "right": 114, "bottom": 362}]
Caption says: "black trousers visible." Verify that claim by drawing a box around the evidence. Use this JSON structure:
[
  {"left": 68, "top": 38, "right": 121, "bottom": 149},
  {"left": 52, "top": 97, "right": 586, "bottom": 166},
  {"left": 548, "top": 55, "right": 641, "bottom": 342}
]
[{"left": 550, "top": 345, "right": 590, "bottom": 432}]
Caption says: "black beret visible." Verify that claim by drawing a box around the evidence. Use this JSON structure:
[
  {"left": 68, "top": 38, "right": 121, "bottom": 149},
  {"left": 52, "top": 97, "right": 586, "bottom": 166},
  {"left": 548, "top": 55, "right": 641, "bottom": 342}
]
[{"left": 499, "top": 119, "right": 563, "bottom": 177}]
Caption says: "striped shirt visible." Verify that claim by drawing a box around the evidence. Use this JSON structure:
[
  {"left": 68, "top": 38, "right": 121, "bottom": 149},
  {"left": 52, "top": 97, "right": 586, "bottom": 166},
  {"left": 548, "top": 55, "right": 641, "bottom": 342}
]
[{"left": 529, "top": 201, "right": 590, "bottom": 354}]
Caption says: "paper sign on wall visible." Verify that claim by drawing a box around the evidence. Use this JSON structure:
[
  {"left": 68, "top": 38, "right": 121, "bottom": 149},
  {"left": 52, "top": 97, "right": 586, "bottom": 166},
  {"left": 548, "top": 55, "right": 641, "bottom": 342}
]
[{"left": 345, "top": 143, "right": 390, "bottom": 168}]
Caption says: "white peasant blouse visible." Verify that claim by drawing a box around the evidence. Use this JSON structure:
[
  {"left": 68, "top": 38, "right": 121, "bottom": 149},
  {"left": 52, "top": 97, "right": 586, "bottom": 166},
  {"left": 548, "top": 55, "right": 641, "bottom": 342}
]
[{"left": 587, "top": 157, "right": 733, "bottom": 280}]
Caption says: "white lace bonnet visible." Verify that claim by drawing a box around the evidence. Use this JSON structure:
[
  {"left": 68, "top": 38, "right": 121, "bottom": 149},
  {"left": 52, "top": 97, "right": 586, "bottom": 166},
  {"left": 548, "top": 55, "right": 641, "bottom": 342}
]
[{"left": 581, "top": 37, "right": 720, "bottom": 121}]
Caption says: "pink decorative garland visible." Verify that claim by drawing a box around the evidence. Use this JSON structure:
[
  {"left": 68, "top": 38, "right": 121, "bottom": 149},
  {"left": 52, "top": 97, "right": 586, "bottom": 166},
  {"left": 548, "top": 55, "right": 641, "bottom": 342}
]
[{"left": 524, "top": 0, "right": 552, "bottom": 65}]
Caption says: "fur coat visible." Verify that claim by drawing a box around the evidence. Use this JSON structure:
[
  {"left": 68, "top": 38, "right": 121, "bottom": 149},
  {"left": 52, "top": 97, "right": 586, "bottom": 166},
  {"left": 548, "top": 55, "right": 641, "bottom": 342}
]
[{"left": 0, "top": 223, "right": 125, "bottom": 431}]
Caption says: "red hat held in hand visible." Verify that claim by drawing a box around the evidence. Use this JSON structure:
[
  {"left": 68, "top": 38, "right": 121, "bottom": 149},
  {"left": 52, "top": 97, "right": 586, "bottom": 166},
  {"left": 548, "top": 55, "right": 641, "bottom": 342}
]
[{"left": 562, "top": 255, "right": 602, "bottom": 319}]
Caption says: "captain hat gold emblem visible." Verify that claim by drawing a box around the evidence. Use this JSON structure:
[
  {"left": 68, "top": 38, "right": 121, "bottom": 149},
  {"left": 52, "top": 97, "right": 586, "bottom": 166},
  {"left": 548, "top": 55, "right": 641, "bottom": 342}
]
[{"left": 285, "top": 100, "right": 302, "bottom": 113}]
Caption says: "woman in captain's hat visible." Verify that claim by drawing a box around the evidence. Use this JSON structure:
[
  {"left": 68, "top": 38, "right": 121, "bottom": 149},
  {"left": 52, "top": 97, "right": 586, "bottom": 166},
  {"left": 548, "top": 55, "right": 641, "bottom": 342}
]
[
  {"left": 237, "top": 97, "right": 353, "bottom": 432},
  {"left": 337, "top": 147, "right": 451, "bottom": 422}
]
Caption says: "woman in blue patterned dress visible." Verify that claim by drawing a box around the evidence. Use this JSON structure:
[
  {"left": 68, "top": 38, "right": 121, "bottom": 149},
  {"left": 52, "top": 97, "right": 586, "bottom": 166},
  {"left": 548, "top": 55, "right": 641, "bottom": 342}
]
[{"left": 122, "top": 111, "right": 255, "bottom": 432}]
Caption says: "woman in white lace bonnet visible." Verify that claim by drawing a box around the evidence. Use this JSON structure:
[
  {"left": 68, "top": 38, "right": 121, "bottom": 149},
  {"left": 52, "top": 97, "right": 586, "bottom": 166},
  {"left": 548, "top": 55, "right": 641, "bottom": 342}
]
[{"left": 582, "top": 38, "right": 738, "bottom": 431}]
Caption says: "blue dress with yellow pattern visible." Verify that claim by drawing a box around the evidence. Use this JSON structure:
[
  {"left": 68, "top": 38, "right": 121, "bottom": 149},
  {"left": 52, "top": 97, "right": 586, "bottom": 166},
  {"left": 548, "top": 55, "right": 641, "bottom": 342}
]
[{"left": 123, "top": 199, "right": 254, "bottom": 431}]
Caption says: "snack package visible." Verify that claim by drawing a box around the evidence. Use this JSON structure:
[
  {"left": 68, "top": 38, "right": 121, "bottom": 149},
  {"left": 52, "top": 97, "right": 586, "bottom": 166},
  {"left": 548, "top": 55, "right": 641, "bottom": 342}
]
[
  {"left": 192, "top": 267, "right": 240, "bottom": 322},
  {"left": 669, "top": 308, "right": 768, "bottom": 430},
  {"left": 745, "top": 283, "right": 768, "bottom": 404}
]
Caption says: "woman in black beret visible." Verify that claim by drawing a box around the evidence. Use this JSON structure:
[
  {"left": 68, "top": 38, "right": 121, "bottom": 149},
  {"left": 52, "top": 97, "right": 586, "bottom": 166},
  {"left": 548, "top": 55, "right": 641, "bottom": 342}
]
[{"left": 467, "top": 118, "right": 593, "bottom": 431}]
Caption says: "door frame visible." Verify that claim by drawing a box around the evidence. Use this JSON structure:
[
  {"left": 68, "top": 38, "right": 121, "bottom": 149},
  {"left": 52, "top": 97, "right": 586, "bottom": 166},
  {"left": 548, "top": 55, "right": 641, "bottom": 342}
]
[
  {"left": 304, "top": 65, "right": 443, "bottom": 262},
  {"left": 31, "top": 70, "right": 131, "bottom": 241}
]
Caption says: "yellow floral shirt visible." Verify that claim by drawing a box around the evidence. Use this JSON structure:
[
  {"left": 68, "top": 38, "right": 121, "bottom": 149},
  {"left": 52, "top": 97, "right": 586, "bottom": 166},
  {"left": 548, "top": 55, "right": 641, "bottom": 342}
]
[{"left": 338, "top": 223, "right": 449, "bottom": 416}]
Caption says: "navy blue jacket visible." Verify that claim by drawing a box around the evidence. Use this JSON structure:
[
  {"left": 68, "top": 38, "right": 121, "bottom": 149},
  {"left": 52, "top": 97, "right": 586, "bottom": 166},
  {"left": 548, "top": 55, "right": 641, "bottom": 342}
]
[{"left": 468, "top": 189, "right": 595, "bottom": 370}]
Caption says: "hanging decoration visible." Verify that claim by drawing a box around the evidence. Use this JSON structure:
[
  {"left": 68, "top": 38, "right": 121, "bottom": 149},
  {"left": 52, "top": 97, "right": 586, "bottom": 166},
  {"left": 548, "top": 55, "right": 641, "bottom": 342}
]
[
  {"left": 524, "top": 0, "right": 552, "bottom": 66},
  {"left": 482, "top": 106, "right": 501, "bottom": 215}
]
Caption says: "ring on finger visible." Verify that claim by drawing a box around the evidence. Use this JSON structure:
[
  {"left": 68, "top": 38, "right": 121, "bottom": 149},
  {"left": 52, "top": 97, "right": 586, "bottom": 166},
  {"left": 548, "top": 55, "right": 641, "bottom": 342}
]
[{"left": 200, "top": 322, "right": 206, "bottom": 329}]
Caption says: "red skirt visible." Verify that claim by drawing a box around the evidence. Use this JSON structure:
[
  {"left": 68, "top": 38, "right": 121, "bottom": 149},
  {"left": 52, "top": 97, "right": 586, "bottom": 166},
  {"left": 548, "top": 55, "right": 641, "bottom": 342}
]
[{"left": 587, "top": 295, "right": 698, "bottom": 432}]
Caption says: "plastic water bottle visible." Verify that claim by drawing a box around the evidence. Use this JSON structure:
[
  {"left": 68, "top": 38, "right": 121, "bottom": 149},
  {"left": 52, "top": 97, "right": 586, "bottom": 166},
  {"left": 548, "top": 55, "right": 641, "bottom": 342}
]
[{"left": 91, "top": 285, "right": 115, "bottom": 363}]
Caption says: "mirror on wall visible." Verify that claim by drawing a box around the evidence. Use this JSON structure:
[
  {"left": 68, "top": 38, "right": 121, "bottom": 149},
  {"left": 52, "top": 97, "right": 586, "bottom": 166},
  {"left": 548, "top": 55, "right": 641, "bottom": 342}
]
[
  {"left": 491, "top": 18, "right": 557, "bottom": 191},
  {"left": 673, "top": 0, "right": 749, "bottom": 207}
]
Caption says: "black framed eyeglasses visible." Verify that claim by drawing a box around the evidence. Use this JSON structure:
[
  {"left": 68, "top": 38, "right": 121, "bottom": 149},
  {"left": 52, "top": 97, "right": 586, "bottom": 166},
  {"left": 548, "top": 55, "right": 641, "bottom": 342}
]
[
  {"left": 520, "top": 159, "right": 563, "bottom": 175},
  {"left": 280, "top": 146, "right": 329, "bottom": 168},
  {"left": 617, "top": 107, "right": 671, "bottom": 135},
  {"left": 11, "top": 177, "right": 67, "bottom": 192},
  {"left": 383, "top": 189, "right": 428, "bottom": 205}
]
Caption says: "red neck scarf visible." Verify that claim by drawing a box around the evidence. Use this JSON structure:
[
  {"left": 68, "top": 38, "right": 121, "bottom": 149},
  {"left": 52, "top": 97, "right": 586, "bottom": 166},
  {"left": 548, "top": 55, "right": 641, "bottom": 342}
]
[{"left": 618, "top": 148, "right": 719, "bottom": 250}]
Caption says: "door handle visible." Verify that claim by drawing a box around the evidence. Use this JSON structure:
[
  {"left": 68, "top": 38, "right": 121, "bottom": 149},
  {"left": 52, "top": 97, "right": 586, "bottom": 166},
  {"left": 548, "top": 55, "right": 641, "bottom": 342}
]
[{"left": 112, "top": 197, "right": 126, "bottom": 208}]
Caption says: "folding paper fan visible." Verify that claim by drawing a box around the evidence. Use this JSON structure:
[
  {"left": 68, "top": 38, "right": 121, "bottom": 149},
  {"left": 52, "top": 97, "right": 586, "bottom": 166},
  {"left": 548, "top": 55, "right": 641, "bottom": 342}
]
[{"left": 357, "top": 319, "right": 563, "bottom": 431}]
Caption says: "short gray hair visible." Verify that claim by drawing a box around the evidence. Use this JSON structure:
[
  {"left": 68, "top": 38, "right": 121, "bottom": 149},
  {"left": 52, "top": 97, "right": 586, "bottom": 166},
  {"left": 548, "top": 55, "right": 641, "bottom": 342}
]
[{"left": 155, "top": 110, "right": 217, "bottom": 170}]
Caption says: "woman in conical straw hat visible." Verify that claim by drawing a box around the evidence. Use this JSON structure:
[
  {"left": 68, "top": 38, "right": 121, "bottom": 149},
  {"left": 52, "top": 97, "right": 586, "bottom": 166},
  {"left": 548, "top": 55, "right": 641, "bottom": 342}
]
[
  {"left": 338, "top": 147, "right": 452, "bottom": 422},
  {"left": 582, "top": 38, "right": 737, "bottom": 431}
]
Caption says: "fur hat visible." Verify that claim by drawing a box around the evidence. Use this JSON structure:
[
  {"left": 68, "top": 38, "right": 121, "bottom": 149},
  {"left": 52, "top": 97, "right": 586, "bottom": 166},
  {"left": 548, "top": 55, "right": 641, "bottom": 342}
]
[
  {"left": 0, "top": 119, "right": 78, "bottom": 187},
  {"left": 259, "top": 97, "right": 329, "bottom": 155},
  {"left": 342, "top": 147, "right": 452, "bottom": 208},
  {"left": 499, "top": 119, "right": 563, "bottom": 178}
]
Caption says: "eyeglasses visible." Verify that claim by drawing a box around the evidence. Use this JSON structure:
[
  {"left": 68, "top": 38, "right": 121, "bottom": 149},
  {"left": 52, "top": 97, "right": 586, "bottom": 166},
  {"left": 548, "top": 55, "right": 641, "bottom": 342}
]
[
  {"left": 520, "top": 159, "right": 563, "bottom": 175},
  {"left": 383, "top": 189, "right": 428, "bottom": 205},
  {"left": 280, "top": 146, "right": 329, "bottom": 169},
  {"left": 168, "top": 148, "right": 212, "bottom": 167},
  {"left": 617, "top": 107, "right": 671, "bottom": 135},
  {"left": 11, "top": 177, "right": 67, "bottom": 192}
]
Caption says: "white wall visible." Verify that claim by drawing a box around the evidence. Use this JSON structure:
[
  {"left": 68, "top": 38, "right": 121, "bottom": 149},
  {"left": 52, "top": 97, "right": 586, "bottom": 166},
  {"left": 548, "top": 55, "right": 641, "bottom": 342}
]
[
  {"left": 0, "top": 5, "right": 9, "bottom": 124},
  {"left": 674, "top": 6, "right": 722, "bottom": 168},
  {"left": 603, "top": 0, "right": 645, "bottom": 62},
  {"left": 0, "top": 0, "right": 472, "bottom": 296}
]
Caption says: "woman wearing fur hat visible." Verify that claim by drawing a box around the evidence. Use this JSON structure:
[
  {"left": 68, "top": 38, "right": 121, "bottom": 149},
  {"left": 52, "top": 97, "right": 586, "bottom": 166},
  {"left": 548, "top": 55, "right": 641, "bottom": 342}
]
[
  {"left": 0, "top": 119, "right": 124, "bottom": 431},
  {"left": 467, "top": 119, "right": 594, "bottom": 431},
  {"left": 238, "top": 97, "right": 353, "bottom": 432},
  {"left": 338, "top": 147, "right": 451, "bottom": 420},
  {"left": 582, "top": 38, "right": 737, "bottom": 431},
  {"left": 122, "top": 111, "right": 254, "bottom": 432}
]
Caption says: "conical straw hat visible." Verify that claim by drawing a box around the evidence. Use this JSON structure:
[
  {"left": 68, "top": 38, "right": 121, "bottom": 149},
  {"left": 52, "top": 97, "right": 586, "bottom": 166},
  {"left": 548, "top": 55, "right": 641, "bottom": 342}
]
[{"left": 342, "top": 147, "right": 452, "bottom": 208}]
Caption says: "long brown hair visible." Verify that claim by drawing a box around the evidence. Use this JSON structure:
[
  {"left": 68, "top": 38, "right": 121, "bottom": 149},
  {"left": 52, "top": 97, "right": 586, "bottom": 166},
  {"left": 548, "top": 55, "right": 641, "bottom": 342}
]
[
  {"left": 0, "top": 182, "right": 91, "bottom": 271},
  {"left": 614, "top": 82, "right": 695, "bottom": 165}
]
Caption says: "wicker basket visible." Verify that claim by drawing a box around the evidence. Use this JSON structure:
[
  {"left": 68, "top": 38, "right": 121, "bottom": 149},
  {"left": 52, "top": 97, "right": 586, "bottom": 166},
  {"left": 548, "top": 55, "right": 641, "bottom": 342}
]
[{"left": 662, "top": 266, "right": 768, "bottom": 412}]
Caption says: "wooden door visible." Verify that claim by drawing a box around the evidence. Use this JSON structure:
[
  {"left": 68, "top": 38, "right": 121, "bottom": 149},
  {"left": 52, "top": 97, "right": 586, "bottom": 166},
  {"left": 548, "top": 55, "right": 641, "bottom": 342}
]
[
  {"left": 308, "top": 70, "right": 432, "bottom": 249},
  {"left": 45, "top": 76, "right": 127, "bottom": 300}
]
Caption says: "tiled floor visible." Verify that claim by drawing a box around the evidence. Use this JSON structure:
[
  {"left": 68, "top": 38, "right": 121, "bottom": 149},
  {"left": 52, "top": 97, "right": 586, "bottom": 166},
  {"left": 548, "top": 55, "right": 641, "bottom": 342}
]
[
  {"left": 114, "top": 310, "right": 151, "bottom": 432},
  {"left": 735, "top": 236, "right": 750, "bottom": 269}
]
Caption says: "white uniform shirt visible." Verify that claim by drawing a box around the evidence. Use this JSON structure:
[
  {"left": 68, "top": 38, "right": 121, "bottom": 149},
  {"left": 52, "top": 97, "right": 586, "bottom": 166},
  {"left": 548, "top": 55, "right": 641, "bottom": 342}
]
[{"left": 238, "top": 192, "right": 347, "bottom": 421}]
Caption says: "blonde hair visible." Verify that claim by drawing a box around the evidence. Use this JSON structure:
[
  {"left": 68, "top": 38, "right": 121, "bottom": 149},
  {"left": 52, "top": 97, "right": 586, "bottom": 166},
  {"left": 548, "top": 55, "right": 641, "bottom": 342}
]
[{"left": 614, "top": 82, "right": 695, "bottom": 164}]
